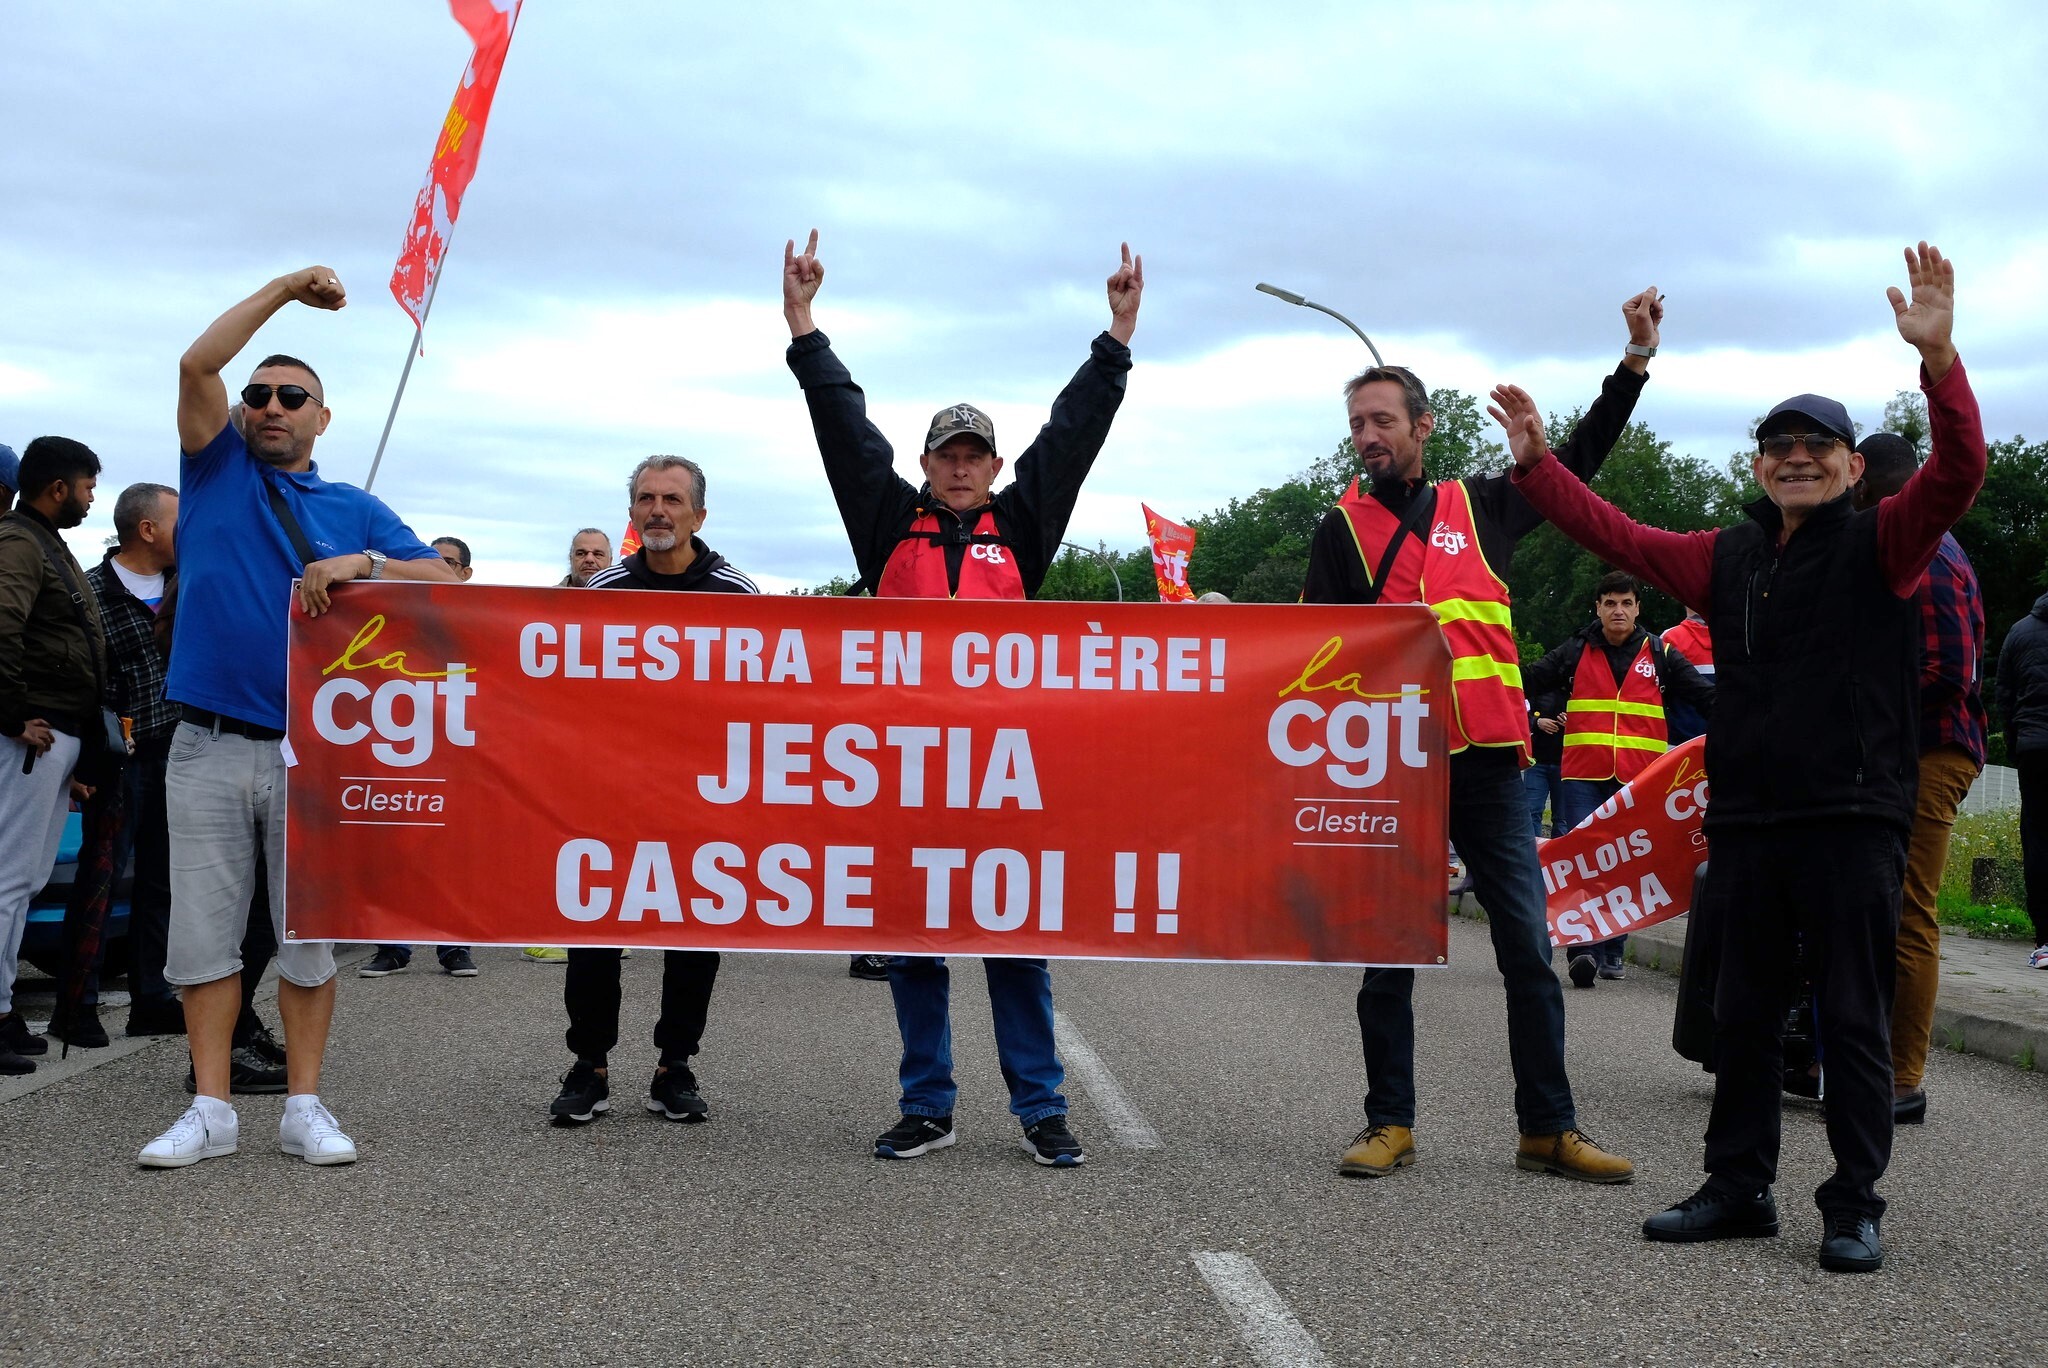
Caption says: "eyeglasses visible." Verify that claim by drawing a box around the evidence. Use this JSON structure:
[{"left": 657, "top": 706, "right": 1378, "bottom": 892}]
[
  {"left": 240, "top": 383, "right": 321, "bottom": 412},
  {"left": 1758, "top": 433, "right": 1842, "bottom": 458}
]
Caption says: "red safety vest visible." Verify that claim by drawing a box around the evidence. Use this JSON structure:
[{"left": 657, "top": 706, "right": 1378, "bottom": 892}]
[
  {"left": 1336, "top": 478, "right": 1527, "bottom": 760},
  {"left": 1661, "top": 616, "right": 1714, "bottom": 673},
  {"left": 876, "top": 508, "right": 1026, "bottom": 601},
  {"left": 1562, "top": 637, "right": 1669, "bottom": 782}
]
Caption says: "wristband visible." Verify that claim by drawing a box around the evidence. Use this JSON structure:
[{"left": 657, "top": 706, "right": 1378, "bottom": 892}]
[{"left": 1625, "top": 343, "right": 1657, "bottom": 358}]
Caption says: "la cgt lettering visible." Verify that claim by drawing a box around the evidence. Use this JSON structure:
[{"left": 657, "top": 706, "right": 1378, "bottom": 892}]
[{"left": 311, "top": 667, "right": 475, "bottom": 768}]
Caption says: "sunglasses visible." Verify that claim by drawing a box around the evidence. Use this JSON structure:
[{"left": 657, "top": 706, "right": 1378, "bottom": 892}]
[
  {"left": 1758, "top": 433, "right": 1842, "bottom": 458},
  {"left": 240, "top": 383, "right": 322, "bottom": 411}
]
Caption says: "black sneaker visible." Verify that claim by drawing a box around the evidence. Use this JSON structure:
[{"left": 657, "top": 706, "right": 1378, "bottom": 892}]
[
  {"left": 183, "top": 1045, "right": 288, "bottom": 1096},
  {"left": 1817, "top": 1210, "right": 1884, "bottom": 1273},
  {"left": 1022, "top": 1114, "right": 1086, "bottom": 1167},
  {"left": 1598, "top": 962, "right": 1626, "bottom": 981},
  {"left": 1642, "top": 1183, "right": 1779, "bottom": 1242},
  {"left": 239, "top": 1021, "right": 288, "bottom": 1068},
  {"left": 440, "top": 948, "right": 479, "bottom": 977},
  {"left": 645, "top": 1069, "right": 709, "bottom": 1122},
  {"left": 126, "top": 997, "right": 186, "bottom": 1037},
  {"left": 0, "top": 1048, "right": 34, "bottom": 1076},
  {"left": 550, "top": 1062, "right": 611, "bottom": 1124},
  {"left": 358, "top": 948, "right": 409, "bottom": 977},
  {"left": 48, "top": 1004, "right": 111, "bottom": 1049},
  {"left": 875, "top": 1114, "right": 956, "bottom": 1159},
  {"left": 0, "top": 1011, "right": 49, "bottom": 1057},
  {"left": 848, "top": 954, "right": 890, "bottom": 981},
  {"left": 1567, "top": 954, "right": 1598, "bottom": 989}
]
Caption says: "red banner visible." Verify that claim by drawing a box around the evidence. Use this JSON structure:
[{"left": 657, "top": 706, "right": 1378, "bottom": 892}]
[
  {"left": 1143, "top": 504, "right": 1197, "bottom": 602},
  {"left": 617, "top": 522, "right": 641, "bottom": 557},
  {"left": 389, "top": 0, "right": 522, "bottom": 330},
  {"left": 283, "top": 589, "right": 1453, "bottom": 966},
  {"left": 1541, "top": 737, "right": 1709, "bottom": 947}
]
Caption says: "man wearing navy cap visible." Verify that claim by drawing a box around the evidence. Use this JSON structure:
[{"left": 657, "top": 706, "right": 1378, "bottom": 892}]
[
  {"left": 1493, "top": 243, "right": 1986, "bottom": 1272},
  {"left": 0, "top": 444, "right": 19, "bottom": 514}
]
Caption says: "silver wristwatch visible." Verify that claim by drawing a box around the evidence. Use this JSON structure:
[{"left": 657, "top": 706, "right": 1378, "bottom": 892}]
[{"left": 363, "top": 549, "right": 388, "bottom": 580}]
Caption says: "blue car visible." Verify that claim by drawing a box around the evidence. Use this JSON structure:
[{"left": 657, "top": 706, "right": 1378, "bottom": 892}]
[{"left": 19, "top": 811, "right": 131, "bottom": 977}]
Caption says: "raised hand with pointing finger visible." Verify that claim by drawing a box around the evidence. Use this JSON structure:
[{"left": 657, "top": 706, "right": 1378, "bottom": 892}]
[{"left": 1107, "top": 242, "right": 1144, "bottom": 345}]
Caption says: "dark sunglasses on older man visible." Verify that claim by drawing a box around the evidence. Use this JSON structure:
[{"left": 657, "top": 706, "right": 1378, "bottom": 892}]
[
  {"left": 240, "top": 383, "right": 321, "bottom": 411},
  {"left": 1758, "top": 433, "right": 1842, "bottom": 458}
]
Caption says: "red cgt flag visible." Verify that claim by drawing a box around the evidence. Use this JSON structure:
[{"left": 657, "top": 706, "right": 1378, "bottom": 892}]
[
  {"left": 390, "top": 0, "right": 523, "bottom": 331},
  {"left": 1143, "top": 504, "right": 1198, "bottom": 603},
  {"left": 618, "top": 523, "right": 641, "bottom": 557}
]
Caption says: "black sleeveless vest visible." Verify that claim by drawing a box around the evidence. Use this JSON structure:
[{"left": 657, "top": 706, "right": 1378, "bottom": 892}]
[{"left": 1703, "top": 493, "right": 1919, "bottom": 832}]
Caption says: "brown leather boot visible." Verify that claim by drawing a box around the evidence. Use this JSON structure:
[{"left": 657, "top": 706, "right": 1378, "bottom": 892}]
[
  {"left": 1339, "top": 1124, "right": 1416, "bottom": 1177},
  {"left": 1516, "top": 1129, "right": 1634, "bottom": 1184}
]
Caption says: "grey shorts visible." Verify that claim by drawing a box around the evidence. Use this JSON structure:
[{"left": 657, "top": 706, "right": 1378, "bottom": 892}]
[{"left": 163, "top": 720, "right": 336, "bottom": 989}]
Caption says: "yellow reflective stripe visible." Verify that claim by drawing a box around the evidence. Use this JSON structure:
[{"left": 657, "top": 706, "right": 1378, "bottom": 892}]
[
  {"left": 1563, "top": 734, "right": 1669, "bottom": 753},
  {"left": 1451, "top": 655, "right": 1522, "bottom": 688},
  {"left": 1432, "top": 597, "right": 1514, "bottom": 628},
  {"left": 1565, "top": 698, "right": 1667, "bottom": 719}
]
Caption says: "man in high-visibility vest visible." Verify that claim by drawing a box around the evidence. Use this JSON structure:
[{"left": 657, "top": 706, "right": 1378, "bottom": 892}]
[
  {"left": 1523, "top": 571, "right": 1714, "bottom": 986},
  {"left": 1303, "top": 288, "right": 1667, "bottom": 1186}
]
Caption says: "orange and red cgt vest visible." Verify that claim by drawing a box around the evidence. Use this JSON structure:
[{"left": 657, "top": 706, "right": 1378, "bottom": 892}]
[
  {"left": 877, "top": 508, "right": 1026, "bottom": 600},
  {"left": 1562, "top": 636, "right": 1670, "bottom": 782},
  {"left": 1336, "top": 478, "right": 1527, "bottom": 761}
]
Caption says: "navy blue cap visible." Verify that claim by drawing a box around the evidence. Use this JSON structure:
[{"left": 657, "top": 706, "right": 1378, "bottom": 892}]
[
  {"left": 1758, "top": 394, "right": 1855, "bottom": 447},
  {"left": 0, "top": 443, "right": 18, "bottom": 492}
]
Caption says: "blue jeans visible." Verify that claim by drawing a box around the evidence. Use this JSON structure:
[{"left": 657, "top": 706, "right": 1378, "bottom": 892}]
[
  {"left": 1523, "top": 761, "right": 1563, "bottom": 839},
  {"left": 1357, "top": 747, "right": 1576, "bottom": 1134},
  {"left": 1557, "top": 778, "right": 1626, "bottom": 967},
  {"left": 887, "top": 955, "right": 1067, "bottom": 1126}
]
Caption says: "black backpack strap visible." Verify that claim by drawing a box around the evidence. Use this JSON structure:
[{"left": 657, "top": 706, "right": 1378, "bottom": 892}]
[
  {"left": 264, "top": 480, "right": 319, "bottom": 569},
  {"left": 1360, "top": 484, "right": 1438, "bottom": 607}
]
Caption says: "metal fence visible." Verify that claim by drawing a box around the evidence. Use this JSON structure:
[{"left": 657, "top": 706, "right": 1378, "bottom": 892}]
[{"left": 1960, "top": 763, "right": 2021, "bottom": 816}]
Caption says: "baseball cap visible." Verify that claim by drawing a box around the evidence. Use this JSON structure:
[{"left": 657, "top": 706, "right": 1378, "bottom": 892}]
[
  {"left": 1757, "top": 394, "right": 1856, "bottom": 448},
  {"left": 924, "top": 404, "right": 997, "bottom": 455},
  {"left": 0, "top": 443, "right": 18, "bottom": 493}
]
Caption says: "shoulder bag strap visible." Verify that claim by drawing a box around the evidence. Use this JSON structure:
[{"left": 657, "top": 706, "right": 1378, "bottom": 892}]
[
  {"left": 1359, "top": 484, "right": 1438, "bottom": 607},
  {"left": 264, "top": 480, "right": 320, "bottom": 569}
]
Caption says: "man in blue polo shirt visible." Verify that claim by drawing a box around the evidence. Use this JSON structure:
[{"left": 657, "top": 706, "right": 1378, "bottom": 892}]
[{"left": 139, "top": 266, "right": 458, "bottom": 1169}]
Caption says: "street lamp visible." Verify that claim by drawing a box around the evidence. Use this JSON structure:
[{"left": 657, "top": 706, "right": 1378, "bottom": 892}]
[
  {"left": 1061, "top": 541, "right": 1123, "bottom": 602},
  {"left": 1254, "top": 282, "right": 1385, "bottom": 366}
]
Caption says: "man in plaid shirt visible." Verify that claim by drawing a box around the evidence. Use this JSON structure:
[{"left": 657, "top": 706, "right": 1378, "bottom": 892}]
[
  {"left": 1853, "top": 432, "right": 1985, "bottom": 1127},
  {"left": 48, "top": 482, "right": 184, "bottom": 1046}
]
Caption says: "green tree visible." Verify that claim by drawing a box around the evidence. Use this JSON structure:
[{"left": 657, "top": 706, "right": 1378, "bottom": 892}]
[{"left": 794, "top": 573, "right": 863, "bottom": 596}]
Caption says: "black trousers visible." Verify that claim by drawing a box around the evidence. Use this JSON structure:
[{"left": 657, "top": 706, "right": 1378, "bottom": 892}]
[
  {"left": 2017, "top": 751, "right": 2048, "bottom": 947},
  {"left": 563, "top": 948, "right": 719, "bottom": 1085},
  {"left": 1700, "top": 821, "right": 1906, "bottom": 1219}
]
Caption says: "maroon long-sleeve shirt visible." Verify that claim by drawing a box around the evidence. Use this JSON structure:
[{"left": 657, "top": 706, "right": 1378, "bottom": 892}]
[{"left": 1508, "top": 358, "right": 1987, "bottom": 609}]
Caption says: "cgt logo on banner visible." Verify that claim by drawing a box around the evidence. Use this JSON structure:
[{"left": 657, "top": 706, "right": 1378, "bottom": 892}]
[
  {"left": 1539, "top": 737, "right": 1709, "bottom": 947},
  {"left": 284, "top": 589, "right": 1454, "bottom": 967}
]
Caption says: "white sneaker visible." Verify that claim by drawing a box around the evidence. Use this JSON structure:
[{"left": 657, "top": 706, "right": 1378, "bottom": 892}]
[
  {"left": 139, "top": 1102, "right": 239, "bottom": 1168},
  {"left": 280, "top": 1099, "right": 359, "bottom": 1165},
  {"left": 2030, "top": 945, "right": 2048, "bottom": 971}
]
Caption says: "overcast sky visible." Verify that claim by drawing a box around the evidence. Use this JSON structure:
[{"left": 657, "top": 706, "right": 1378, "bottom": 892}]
[{"left": 4, "top": 1, "right": 2043, "bottom": 589}]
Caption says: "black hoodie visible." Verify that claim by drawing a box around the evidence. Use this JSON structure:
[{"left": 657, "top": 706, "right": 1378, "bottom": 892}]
[
  {"left": 582, "top": 539, "right": 758, "bottom": 596},
  {"left": 1997, "top": 591, "right": 2048, "bottom": 755}
]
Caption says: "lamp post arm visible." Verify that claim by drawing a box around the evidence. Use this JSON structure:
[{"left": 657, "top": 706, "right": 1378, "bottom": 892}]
[{"left": 1302, "top": 300, "right": 1384, "bottom": 367}]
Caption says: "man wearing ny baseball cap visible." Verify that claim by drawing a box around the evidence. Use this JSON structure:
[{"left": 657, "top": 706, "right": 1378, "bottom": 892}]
[{"left": 782, "top": 229, "right": 1142, "bottom": 1167}]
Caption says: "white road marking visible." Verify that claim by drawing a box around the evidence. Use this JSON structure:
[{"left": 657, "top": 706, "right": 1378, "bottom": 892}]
[
  {"left": 1192, "top": 1252, "right": 1333, "bottom": 1368},
  {"left": 1051, "top": 1010, "right": 1161, "bottom": 1149}
]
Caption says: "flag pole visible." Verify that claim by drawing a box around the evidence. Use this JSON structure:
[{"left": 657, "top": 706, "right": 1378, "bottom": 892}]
[{"left": 363, "top": 240, "right": 450, "bottom": 493}]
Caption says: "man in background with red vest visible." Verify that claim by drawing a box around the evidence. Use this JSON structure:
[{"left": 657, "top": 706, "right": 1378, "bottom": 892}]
[
  {"left": 1524, "top": 570, "right": 1713, "bottom": 986},
  {"left": 781, "top": 229, "right": 1141, "bottom": 1166},
  {"left": 1661, "top": 609, "right": 1714, "bottom": 744},
  {"left": 1302, "top": 288, "right": 1664, "bottom": 1185}
]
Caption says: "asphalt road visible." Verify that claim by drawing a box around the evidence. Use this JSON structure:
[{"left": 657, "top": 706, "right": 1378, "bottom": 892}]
[{"left": 5, "top": 919, "right": 2046, "bottom": 1367}]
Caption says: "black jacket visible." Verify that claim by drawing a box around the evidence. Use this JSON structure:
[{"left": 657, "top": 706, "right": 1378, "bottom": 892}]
[
  {"left": 787, "top": 329, "right": 1131, "bottom": 598},
  {"left": 1303, "top": 363, "right": 1648, "bottom": 601},
  {"left": 1997, "top": 591, "right": 2048, "bottom": 755},
  {"left": 1704, "top": 494, "right": 1919, "bottom": 832},
  {"left": 583, "top": 541, "right": 758, "bottom": 595},
  {"left": 1521, "top": 622, "right": 1715, "bottom": 722}
]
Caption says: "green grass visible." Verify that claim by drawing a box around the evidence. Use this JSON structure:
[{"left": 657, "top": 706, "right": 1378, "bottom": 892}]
[{"left": 1937, "top": 809, "right": 2034, "bottom": 940}]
